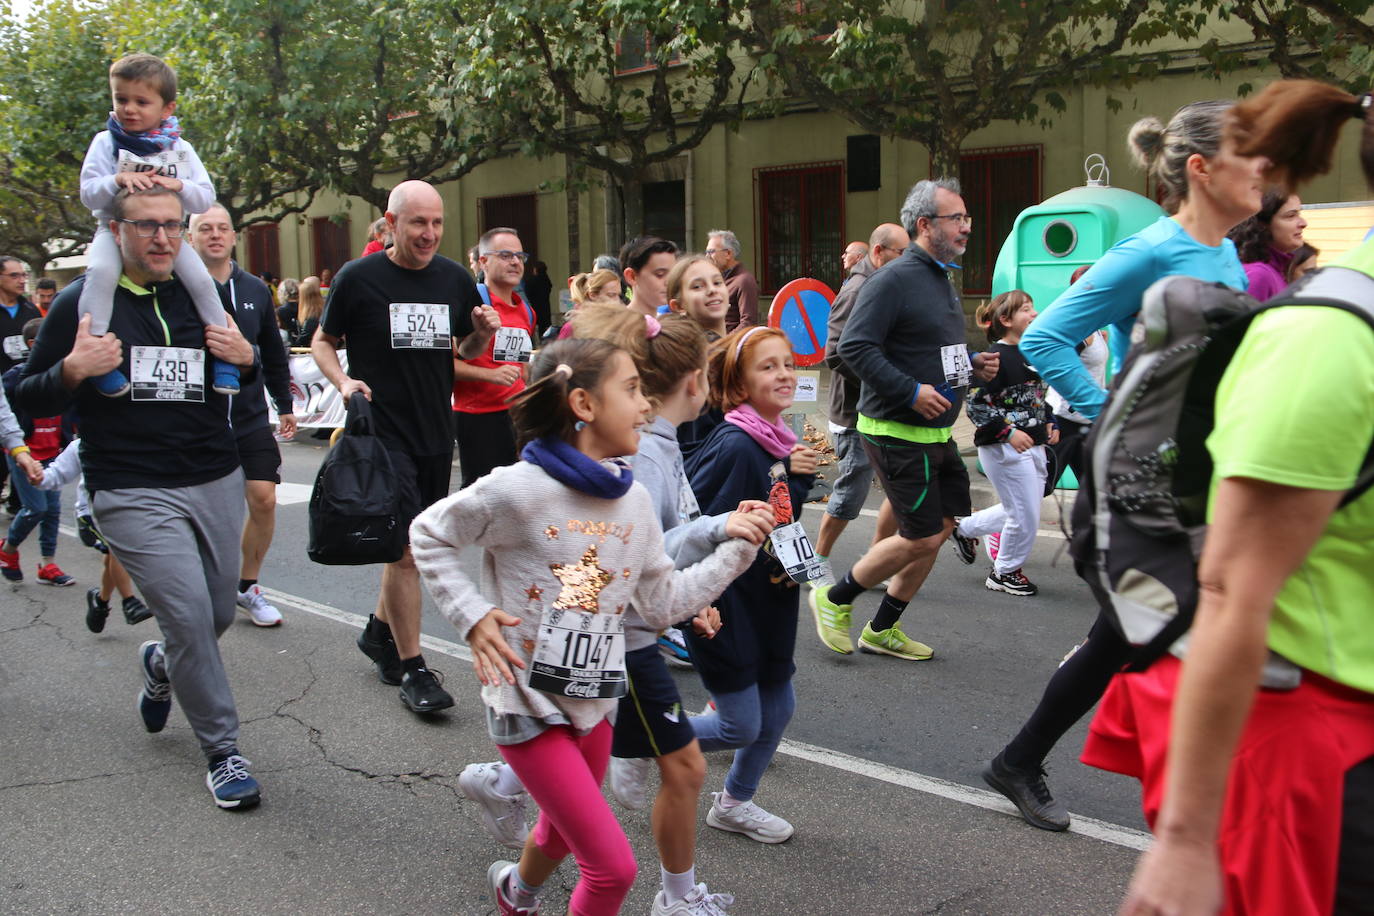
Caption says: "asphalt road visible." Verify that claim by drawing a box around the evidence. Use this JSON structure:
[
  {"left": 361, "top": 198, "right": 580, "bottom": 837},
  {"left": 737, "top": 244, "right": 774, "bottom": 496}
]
[{"left": 1, "top": 430, "right": 1150, "bottom": 915}]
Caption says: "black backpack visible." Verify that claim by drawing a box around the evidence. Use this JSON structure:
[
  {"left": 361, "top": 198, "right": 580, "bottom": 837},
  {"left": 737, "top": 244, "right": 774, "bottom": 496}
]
[
  {"left": 307, "top": 393, "right": 407, "bottom": 565},
  {"left": 1069, "top": 267, "right": 1374, "bottom": 670}
]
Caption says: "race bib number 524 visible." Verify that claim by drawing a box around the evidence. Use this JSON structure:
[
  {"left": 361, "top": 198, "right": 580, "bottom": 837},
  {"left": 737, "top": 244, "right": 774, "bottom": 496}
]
[{"left": 389, "top": 303, "right": 451, "bottom": 350}]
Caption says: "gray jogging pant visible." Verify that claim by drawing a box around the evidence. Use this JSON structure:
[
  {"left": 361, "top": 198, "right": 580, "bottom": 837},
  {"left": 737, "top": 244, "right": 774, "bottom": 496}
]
[{"left": 92, "top": 469, "right": 245, "bottom": 760}]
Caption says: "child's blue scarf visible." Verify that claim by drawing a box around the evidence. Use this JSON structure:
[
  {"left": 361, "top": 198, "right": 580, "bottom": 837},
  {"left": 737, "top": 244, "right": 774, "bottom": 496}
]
[
  {"left": 107, "top": 113, "right": 181, "bottom": 158},
  {"left": 521, "top": 436, "right": 633, "bottom": 499}
]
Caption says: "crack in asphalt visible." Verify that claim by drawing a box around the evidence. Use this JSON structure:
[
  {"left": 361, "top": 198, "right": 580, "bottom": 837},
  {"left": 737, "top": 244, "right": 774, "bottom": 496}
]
[{"left": 255, "top": 650, "right": 465, "bottom": 801}]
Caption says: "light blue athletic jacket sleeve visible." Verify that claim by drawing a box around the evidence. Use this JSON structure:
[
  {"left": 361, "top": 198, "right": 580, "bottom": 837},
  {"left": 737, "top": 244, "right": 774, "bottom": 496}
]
[
  {"left": 0, "top": 382, "right": 23, "bottom": 451},
  {"left": 1020, "top": 235, "right": 1159, "bottom": 421},
  {"left": 662, "top": 513, "right": 729, "bottom": 570}
]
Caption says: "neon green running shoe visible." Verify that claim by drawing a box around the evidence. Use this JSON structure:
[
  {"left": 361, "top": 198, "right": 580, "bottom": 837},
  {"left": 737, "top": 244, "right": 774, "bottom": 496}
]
[
  {"left": 809, "top": 585, "right": 853, "bottom": 655},
  {"left": 858, "top": 622, "right": 933, "bottom": 660}
]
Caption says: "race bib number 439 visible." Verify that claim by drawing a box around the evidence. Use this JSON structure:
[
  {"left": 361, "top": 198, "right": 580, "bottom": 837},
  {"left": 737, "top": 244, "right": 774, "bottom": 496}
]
[
  {"left": 528, "top": 607, "right": 627, "bottom": 699},
  {"left": 130, "top": 346, "right": 204, "bottom": 402},
  {"left": 389, "top": 303, "right": 451, "bottom": 350}
]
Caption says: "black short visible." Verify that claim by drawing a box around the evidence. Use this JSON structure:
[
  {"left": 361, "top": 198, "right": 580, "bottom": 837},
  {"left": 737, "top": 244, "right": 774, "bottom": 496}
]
[
  {"left": 236, "top": 425, "right": 282, "bottom": 484},
  {"left": 860, "top": 434, "right": 971, "bottom": 540},
  {"left": 611, "top": 645, "right": 696, "bottom": 759},
  {"left": 454, "top": 409, "right": 517, "bottom": 488},
  {"left": 387, "top": 446, "right": 454, "bottom": 538}
]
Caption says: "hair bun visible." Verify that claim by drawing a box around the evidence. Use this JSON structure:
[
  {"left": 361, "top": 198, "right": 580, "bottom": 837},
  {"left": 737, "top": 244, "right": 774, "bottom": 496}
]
[{"left": 1128, "top": 116, "right": 1166, "bottom": 170}]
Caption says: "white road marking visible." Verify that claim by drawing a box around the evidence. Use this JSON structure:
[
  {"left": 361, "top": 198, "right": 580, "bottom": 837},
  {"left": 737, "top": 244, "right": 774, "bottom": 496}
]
[
  {"left": 275, "top": 482, "right": 314, "bottom": 506},
  {"left": 260, "top": 586, "right": 1150, "bottom": 852}
]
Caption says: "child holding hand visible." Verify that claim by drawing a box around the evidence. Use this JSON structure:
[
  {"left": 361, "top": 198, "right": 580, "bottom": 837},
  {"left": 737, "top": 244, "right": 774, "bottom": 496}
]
[{"left": 411, "top": 339, "right": 767, "bottom": 916}]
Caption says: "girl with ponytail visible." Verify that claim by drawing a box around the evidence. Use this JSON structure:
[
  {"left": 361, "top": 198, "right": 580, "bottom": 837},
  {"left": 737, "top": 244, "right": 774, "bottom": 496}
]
[{"left": 410, "top": 339, "right": 763, "bottom": 915}]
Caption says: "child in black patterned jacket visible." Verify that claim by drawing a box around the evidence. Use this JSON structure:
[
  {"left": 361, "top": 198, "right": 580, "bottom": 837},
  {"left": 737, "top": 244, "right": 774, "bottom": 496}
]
[{"left": 952, "top": 290, "right": 1059, "bottom": 597}]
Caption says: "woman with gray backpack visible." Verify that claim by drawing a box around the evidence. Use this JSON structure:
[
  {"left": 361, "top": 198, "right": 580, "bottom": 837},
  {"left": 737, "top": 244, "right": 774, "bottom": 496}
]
[
  {"left": 1113, "top": 80, "right": 1374, "bottom": 916},
  {"left": 979, "top": 99, "right": 1264, "bottom": 832}
]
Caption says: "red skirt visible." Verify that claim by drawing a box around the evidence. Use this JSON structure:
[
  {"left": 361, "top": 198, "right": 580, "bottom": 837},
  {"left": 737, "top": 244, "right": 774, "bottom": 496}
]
[{"left": 1083, "top": 655, "right": 1374, "bottom": 916}]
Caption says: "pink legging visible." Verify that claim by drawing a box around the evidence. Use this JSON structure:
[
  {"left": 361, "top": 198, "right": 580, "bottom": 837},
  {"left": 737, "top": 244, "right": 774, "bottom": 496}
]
[{"left": 498, "top": 720, "right": 636, "bottom": 916}]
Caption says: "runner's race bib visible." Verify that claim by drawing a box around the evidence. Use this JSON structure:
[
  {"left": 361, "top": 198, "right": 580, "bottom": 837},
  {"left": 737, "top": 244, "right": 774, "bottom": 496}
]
[
  {"left": 940, "top": 344, "right": 972, "bottom": 387},
  {"left": 388, "top": 303, "right": 451, "bottom": 349},
  {"left": 116, "top": 148, "right": 190, "bottom": 179},
  {"left": 3, "top": 334, "right": 26, "bottom": 360},
  {"left": 770, "top": 521, "right": 825, "bottom": 583},
  {"left": 491, "top": 327, "right": 532, "bottom": 363},
  {"left": 528, "top": 607, "right": 627, "bottom": 699},
  {"left": 130, "top": 345, "right": 204, "bottom": 402}
]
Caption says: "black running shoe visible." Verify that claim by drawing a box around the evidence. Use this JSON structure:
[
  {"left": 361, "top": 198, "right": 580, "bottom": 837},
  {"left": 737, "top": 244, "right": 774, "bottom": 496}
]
[
  {"left": 122, "top": 595, "right": 153, "bottom": 625},
  {"left": 399, "top": 667, "right": 455, "bottom": 714},
  {"left": 985, "top": 568, "right": 1038, "bottom": 597},
  {"left": 949, "top": 520, "right": 978, "bottom": 565},
  {"left": 86, "top": 587, "right": 110, "bottom": 634},
  {"left": 357, "top": 624, "right": 403, "bottom": 685},
  {"left": 982, "top": 751, "right": 1069, "bottom": 831}
]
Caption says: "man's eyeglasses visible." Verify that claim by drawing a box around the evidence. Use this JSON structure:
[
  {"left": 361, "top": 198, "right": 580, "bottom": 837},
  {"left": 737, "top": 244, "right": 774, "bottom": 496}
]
[
  {"left": 928, "top": 213, "right": 973, "bottom": 227},
  {"left": 2, "top": 271, "right": 27, "bottom": 279},
  {"left": 482, "top": 250, "right": 529, "bottom": 263},
  {"left": 117, "top": 218, "right": 187, "bottom": 239}
]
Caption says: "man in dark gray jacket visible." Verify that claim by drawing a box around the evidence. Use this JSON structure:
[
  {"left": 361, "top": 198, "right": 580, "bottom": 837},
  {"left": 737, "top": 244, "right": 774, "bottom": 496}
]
[
  {"left": 810, "top": 179, "right": 997, "bottom": 660},
  {"left": 813, "top": 222, "right": 908, "bottom": 586}
]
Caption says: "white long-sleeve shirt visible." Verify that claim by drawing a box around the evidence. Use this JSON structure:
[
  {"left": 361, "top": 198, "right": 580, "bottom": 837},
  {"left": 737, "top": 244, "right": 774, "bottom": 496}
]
[{"left": 79, "top": 131, "right": 215, "bottom": 220}]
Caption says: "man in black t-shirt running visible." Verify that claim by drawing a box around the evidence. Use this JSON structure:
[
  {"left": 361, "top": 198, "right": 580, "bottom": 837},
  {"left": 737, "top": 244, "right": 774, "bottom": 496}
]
[{"left": 312, "top": 180, "right": 498, "bottom": 715}]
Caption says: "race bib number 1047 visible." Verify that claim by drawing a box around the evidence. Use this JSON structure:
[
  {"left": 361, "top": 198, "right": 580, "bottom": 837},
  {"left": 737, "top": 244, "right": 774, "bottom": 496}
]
[{"left": 528, "top": 607, "right": 627, "bottom": 699}]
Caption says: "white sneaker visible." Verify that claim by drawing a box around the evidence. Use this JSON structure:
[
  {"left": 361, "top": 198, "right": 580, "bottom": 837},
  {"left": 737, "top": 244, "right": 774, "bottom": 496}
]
[
  {"left": 460, "top": 762, "right": 529, "bottom": 849},
  {"left": 608, "top": 755, "right": 652, "bottom": 810},
  {"left": 236, "top": 585, "right": 283, "bottom": 626},
  {"left": 652, "top": 883, "right": 736, "bottom": 915},
  {"left": 705, "top": 792, "right": 794, "bottom": 843}
]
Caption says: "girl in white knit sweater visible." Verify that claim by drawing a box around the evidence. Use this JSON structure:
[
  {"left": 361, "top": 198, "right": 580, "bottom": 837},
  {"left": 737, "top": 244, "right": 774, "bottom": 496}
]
[{"left": 411, "top": 338, "right": 770, "bottom": 916}]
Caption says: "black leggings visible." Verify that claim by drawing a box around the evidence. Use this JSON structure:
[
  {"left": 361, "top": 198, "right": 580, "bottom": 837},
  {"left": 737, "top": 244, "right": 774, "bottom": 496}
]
[{"left": 1002, "top": 609, "right": 1132, "bottom": 771}]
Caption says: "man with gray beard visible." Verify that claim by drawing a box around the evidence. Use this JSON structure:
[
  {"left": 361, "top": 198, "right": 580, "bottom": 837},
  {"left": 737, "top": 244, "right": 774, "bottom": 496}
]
[{"left": 810, "top": 179, "right": 999, "bottom": 661}]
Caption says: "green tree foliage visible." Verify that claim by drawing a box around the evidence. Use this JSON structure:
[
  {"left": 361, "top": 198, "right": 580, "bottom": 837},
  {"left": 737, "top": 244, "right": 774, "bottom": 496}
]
[
  {"left": 0, "top": 0, "right": 116, "bottom": 270},
  {"left": 1183, "top": 0, "right": 1374, "bottom": 92},
  {"left": 156, "top": 0, "right": 503, "bottom": 216},
  {"left": 742, "top": 0, "right": 1180, "bottom": 176},
  {"left": 442, "top": 0, "right": 757, "bottom": 235}
]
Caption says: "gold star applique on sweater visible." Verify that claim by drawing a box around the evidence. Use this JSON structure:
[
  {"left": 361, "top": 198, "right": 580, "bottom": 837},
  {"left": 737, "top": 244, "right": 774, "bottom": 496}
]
[{"left": 549, "top": 545, "right": 614, "bottom": 613}]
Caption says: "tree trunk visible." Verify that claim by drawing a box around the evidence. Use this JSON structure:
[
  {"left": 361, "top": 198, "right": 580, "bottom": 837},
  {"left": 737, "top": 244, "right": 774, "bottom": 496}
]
[
  {"left": 926, "top": 133, "right": 966, "bottom": 183},
  {"left": 566, "top": 159, "right": 581, "bottom": 277},
  {"left": 621, "top": 176, "right": 645, "bottom": 239}
]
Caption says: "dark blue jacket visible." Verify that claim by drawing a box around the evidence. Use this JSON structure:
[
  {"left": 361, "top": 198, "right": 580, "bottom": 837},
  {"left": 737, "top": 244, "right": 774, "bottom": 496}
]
[
  {"left": 684, "top": 421, "right": 813, "bottom": 692},
  {"left": 219, "top": 262, "right": 292, "bottom": 434}
]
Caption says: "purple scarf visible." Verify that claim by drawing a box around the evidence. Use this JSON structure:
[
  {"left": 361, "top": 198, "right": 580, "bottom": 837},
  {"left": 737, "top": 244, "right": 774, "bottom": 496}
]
[
  {"left": 521, "top": 436, "right": 634, "bottom": 499},
  {"left": 724, "top": 403, "right": 796, "bottom": 459},
  {"left": 106, "top": 113, "right": 181, "bottom": 158}
]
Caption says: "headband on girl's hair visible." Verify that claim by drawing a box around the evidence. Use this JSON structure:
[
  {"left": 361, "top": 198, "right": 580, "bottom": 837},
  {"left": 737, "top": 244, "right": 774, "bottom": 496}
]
[
  {"left": 734, "top": 325, "right": 767, "bottom": 359},
  {"left": 1356, "top": 93, "right": 1373, "bottom": 120},
  {"left": 644, "top": 315, "right": 662, "bottom": 338},
  {"left": 553, "top": 363, "right": 573, "bottom": 379}
]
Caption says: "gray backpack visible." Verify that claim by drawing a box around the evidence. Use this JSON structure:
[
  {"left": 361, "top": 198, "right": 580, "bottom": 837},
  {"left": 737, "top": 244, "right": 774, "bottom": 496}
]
[{"left": 1069, "top": 267, "right": 1374, "bottom": 669}]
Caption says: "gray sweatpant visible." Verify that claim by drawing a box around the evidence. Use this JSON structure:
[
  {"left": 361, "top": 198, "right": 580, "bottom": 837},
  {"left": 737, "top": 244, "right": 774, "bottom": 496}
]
[{"left": 92, "top": 469, "right": 245, "bottom": 760}]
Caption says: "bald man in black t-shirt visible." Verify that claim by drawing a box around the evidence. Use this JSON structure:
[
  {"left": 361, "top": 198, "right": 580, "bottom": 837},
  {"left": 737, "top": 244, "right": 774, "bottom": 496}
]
[{"left": 313, "top": 179, "right": 499, "bottom": 715}]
